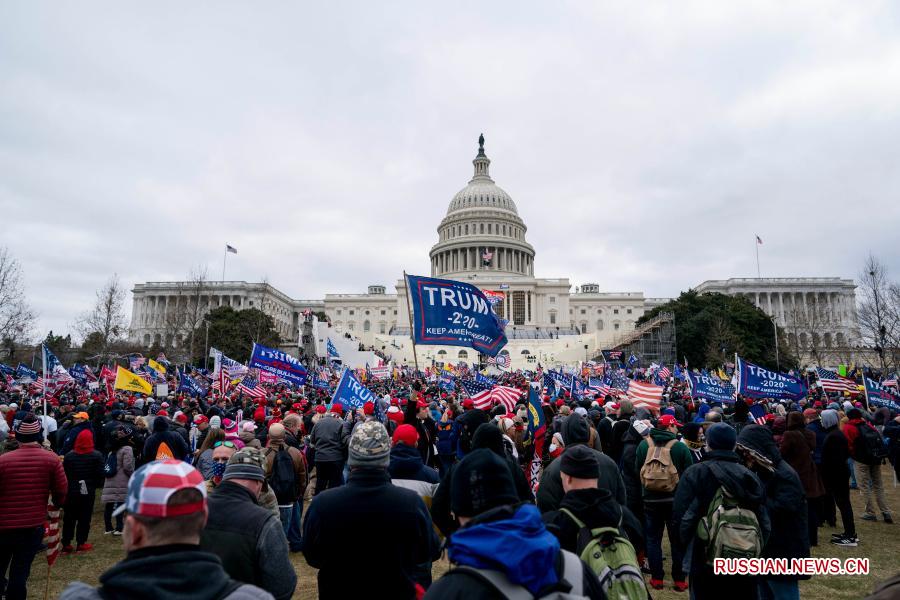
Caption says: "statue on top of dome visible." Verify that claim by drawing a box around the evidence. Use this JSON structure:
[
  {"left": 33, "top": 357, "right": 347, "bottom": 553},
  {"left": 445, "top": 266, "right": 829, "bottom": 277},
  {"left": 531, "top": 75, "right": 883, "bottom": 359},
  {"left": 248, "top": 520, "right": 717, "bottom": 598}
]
[{"left": 478, "top": 133, "right": 485, "bottom": 154}]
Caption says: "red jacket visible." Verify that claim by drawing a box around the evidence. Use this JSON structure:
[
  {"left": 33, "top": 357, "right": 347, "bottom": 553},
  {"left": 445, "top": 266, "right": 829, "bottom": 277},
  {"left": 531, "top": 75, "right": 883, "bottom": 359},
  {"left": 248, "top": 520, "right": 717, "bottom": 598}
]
[
  {"left": 842, "top": 418, "right": 867, "bottom": 456},
  {"left": 0, "top": 445, "right": 68, "bottom": 530}
]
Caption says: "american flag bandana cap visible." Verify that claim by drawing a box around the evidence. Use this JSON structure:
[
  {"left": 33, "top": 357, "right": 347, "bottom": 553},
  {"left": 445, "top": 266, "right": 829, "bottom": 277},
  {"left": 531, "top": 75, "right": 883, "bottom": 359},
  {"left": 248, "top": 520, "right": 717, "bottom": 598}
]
[{"left": 113, "top": 459, "right": 206, "bottom": 518}]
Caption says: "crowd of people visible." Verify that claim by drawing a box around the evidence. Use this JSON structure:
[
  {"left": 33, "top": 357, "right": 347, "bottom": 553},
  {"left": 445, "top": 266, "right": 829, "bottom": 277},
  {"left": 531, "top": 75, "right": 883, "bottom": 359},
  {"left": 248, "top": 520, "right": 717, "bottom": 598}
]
[{"left": 0, "top": 362, "right": 899, "bottom": 600}]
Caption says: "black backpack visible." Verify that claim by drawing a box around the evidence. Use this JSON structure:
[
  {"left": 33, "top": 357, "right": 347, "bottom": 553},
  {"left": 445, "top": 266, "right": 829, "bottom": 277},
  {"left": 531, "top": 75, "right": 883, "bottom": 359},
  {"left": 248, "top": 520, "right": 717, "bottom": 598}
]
[
  {"left": 104, "top": 451, "right": 118, "bottom": 478},
  {"left": 268, "top": 448, "right": 297, "bottom": 504},
  {"left": 854, "top": 423, "right": 888, "bottom": 466}
]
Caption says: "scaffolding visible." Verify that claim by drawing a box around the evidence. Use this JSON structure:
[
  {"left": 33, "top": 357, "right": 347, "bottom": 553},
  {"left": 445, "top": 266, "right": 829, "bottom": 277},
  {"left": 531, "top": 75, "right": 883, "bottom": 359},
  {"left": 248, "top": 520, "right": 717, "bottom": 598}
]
[{"left": 594, "top": 312, "right": 677, "bottom": 366}]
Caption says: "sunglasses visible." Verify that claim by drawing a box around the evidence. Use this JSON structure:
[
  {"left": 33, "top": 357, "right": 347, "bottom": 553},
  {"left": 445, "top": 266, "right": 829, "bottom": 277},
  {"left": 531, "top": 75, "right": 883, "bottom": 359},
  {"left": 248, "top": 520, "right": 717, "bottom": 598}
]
[{"left": 213, "top": 441, "right": 236, "bottom": 449}]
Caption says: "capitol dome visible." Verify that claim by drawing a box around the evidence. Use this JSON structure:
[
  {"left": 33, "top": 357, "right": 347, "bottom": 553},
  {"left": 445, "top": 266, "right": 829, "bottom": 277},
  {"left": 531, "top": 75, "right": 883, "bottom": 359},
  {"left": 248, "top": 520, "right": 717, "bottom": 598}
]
[{"left": 430, "top": 135, "right": 536, "bottom": 279}]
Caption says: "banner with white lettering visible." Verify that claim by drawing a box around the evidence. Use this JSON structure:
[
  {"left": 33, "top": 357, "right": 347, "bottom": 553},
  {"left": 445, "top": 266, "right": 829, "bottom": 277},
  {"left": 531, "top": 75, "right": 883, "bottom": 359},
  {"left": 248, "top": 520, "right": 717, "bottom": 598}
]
[
  {"left": 687, "top": 371, "right": 736, "bottom": 404},
  {"left": 864, "top": 376, "right": 900, "bottom": 411},
  {"left": 406, "top": 274, "right": 508, "bottom": 357},
  {"left": 735, "top": 356, "right": 807, "bottom": 401},
  {"left": 332, "top": 368, "right": 377, "bottom": 410},
  {"left": 248, "top": 343, "right": 308, "bottom": 386}
]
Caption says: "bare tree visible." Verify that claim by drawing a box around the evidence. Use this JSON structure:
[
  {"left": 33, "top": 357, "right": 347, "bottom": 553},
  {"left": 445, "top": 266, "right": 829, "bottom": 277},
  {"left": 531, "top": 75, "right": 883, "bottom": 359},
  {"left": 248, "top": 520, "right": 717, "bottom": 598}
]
[
  {"left": 0, "top": 247, "right": 36, "bottom": 355},
  {"left": 858, "top": 254, "right": 900, "bottom": 372},
  {"left": 75, "top": 274, "right": 128, "bottom": 362},
  {"left": 160, "top": 266, "right": 210, "bottom": 362},
  {"left": 785, "top": 301, "right": 830, "bottom": 367}
]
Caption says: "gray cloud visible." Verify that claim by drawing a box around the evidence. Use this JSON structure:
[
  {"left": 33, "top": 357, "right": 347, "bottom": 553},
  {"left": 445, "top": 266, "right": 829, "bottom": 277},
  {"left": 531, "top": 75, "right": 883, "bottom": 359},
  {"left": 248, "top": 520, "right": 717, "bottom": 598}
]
[{"left": 1, "top": 1, "right": 898, "bottom": 338}]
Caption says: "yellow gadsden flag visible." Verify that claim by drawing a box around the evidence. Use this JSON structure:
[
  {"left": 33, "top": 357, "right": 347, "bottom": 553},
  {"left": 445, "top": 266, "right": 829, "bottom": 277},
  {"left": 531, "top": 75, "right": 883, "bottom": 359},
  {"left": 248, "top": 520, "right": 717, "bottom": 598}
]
[
  {"left": 148, "top": 358, "right": 166, "bottom": 376},
  {"left": 114, "top": 365, "right": 152, "bottom": 395}
]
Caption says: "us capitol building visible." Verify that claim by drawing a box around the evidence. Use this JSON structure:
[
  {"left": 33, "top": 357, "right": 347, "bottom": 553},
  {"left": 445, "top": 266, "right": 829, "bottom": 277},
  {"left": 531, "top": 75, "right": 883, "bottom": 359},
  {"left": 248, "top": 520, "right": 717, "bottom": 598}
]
[{"left": 130, "top": 137, "right": 861, "bottom": 369}]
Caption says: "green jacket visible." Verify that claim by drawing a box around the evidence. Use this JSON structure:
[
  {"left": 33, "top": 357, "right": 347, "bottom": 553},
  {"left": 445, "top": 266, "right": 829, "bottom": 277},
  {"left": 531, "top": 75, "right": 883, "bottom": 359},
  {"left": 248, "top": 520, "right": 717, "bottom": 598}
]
[{"left": 634, "top": 428, "right": 694, "bottom": 502}]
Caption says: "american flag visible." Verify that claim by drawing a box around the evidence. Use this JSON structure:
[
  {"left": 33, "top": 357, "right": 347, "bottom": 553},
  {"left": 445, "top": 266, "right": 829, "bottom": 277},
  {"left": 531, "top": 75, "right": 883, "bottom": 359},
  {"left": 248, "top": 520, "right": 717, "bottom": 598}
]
[
  {"left": 749, "top": 403, "right": 767, "bottom": 425},
  {"left": 883, "top": 375, "right": 897, "bottom": 388},
  {"left": 658, "top": 366, "right": 671, "bottom": 380},
  {"left": 626, "top": 380, "right": 663, "bottom": 412},
  {"left": 588, "top": 377, "right": 620, "bottom": 398},
  {"left": 43, "top": 499, "right": 62, "bottom": 566},
  {"left": 236, "top": 376, "right": 266, "bottom": 399},
  {"left": 461, "top": 379, "right": 522, "bottom": 412},
  {"left": 816, "top": 368, "right": 859, "bottom": 394},
  {"left": 487, "top": 353, "right": 511, "bottom": 369},
  {"left": 128, "top": 354, "right": 146, "bottom": 370}
]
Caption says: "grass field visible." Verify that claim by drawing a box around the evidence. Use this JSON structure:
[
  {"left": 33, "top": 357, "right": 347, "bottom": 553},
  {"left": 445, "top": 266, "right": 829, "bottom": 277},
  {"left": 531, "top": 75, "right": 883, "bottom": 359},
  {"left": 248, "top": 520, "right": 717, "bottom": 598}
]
[{"left": 29, "top": 465, "right": 900, "bottom": 599}]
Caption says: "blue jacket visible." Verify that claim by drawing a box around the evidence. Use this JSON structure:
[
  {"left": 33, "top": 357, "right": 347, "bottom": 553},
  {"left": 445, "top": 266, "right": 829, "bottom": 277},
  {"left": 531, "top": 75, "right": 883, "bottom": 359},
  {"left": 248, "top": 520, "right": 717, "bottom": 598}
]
[{"left": 806, "top": 419, "right": 827, "bottom": 465}]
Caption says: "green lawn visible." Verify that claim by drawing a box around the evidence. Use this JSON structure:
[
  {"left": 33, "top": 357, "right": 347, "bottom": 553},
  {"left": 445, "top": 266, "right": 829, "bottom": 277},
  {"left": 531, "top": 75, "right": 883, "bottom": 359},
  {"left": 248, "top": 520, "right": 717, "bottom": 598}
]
[{"left": 32, "top": 465, "right": 900, "bottom": 599}]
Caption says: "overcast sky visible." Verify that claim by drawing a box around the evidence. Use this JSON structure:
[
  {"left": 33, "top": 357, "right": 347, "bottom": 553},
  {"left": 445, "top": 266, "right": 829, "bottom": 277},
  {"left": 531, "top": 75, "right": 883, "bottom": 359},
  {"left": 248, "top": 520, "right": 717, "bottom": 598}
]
[{"left": 2, "top": 1, "right": 899, "bottom": 339}]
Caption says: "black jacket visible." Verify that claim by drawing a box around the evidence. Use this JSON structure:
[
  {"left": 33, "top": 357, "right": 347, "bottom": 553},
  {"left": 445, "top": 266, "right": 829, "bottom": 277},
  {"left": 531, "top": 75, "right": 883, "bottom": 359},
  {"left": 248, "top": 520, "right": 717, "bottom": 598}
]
[
  {"left": 821, "top": 425, "right": 851, "bottom": 489},
  {"left": 737, "top": 425, "right": 810, "bottom": 579},
  {"left": 58, "top": 544, "right": 271, "bottom": 600},
  {"left": 302, "top": 468, "right": 440, "bottom": 600},
  {"left": 62, "top": 450, "right": 105, "bottom": 497},
  {"left": 618, "top": 424, "right": 645, "bottom": 516},
  {"left": 389, "top": 443, "right": 440, "bottom": 484},
  {"left": 543, "top": 487, "right": 645, "bottom": 555},
  {"left": 608, "top": 418, "right": 632, "bottom": 465},
  {"left": 672, "top": 449, "right": 771, "bottom": 573},
  {"left": 59, "top": 421, "right": 93, "bottom": 455},
  {"left": 142, "top": 418, "right": 190, "bottom": 462}
]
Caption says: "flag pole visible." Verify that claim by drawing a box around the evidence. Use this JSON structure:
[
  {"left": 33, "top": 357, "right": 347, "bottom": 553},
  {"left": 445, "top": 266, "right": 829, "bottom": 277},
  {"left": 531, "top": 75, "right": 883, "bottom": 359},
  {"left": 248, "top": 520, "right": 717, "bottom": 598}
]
[
  {"left": 755, "top": 236, "right": 761, "bottom": 278},
  {"left": 222, "top": 245, "right": 227, "bottom": 282},
  {"left": 44, "top": 561, "right": 52, "bottom": 600},
  {"left": 402, "top": 271, "right": 420, "bottom": 373}
]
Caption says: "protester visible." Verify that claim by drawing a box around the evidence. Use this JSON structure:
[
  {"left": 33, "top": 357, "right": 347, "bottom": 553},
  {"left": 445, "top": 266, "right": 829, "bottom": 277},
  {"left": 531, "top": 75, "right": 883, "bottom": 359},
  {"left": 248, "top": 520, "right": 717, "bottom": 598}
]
[
  {"left": 673, "top": 422, "right": 770, "bottom": 600},
  {"left": 142, "top": 415, "right": 190, "bottom": 462},
  {"left": 779, "top": 411, "right": 824, "bottom": 546},
  {"left": 59, "top": 460, "right": 273, "bottom": 600},
  {"left": 62, "top": 429, "right": 105, "bottom": 553},
  {"left": 263, "top": 423, "right": 307, "bottom": 553},
  {"left": 59, "top": 411, "right": 93, "bottom": 455},
  {"left": 0, "top": 415, "right": 68, "bottom": 600},
  {"left": 199, "top": 447, "right": 296, "bottom": 600},
  {"left": 821, "top": 409, "right": 857, "bottom": 546},
  {"left": 389, "top": 424, "right": 440, "bottom": 500},
  {"left": 424, "top": 448, "right": 605, "bottom": 599},
  {"left": 843, "top": 408, "right": 893, "bottom": 523},
  {"left": 100, "top": 426, "right": 135, "bottom": 535},
  {"left": 737, "top": 425, "right": 810, "bottom": 599},
  {"left": 194, "top": 428, "right": 227, "bottom": 479},
  {"left": 303, "top": 421, "right": 440, "bottom": 599},
  {"left": 537, "top": 414, "right": 626, "bottom": 513},
  {"left": 309, "top": 404, "right": 348, "bottom": 494}
]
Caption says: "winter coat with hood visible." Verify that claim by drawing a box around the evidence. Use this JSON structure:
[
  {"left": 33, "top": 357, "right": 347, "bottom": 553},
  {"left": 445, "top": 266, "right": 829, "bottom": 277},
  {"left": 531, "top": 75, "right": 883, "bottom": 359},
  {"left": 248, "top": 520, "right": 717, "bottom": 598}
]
[
  {"left": 309, "top": 414, "right": 347, "bottom": 463},
  {"left": 142, "top": 417, "right": 190, "bottom": 462},
  {"left": 737, "top": 425, "right": 810, "bottom": 579},
  {"left": 424, "top": 503, "right": 605, "bottom": 600},
  {"left": 618, "top": 423, "right": 646, "bottom": 517},
  {"left": 536, "top": 415, "right": 626, "bottom": 513},
  {"left": 821, "top": 424, "right": 851, "bottom": 489},
  {"left": 101, "top": 440, "right": 134, "bottom": 504},
  {"left": 543, "top": 487, "right": 645, "bottom": 555},
  {"left": 389, "top": 442, "right": 440, "bottom": 505},
  {"left": 634, "top": 427, "right": 695, "bottom": 503},
  {"left": 672, "top": 448, "right": 771, "bottom": 574},
  {"left": 63, "top": 431, "right": 105, "bottom": 497},
  {"left": 59, "top": 419, "right": 93, "bottom": 455},
  {"left": 779, "top": 412, "right": 824, "bottom": 498},
  {"left": 58, "top": 544, "right": 274, "bottom": 600}
]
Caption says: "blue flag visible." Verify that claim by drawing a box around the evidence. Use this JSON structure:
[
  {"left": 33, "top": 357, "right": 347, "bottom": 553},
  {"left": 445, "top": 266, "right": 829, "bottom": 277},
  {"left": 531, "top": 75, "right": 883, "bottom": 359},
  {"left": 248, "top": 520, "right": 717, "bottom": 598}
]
[
  {"left": 178, "top": 369, "right": 208, "bottom": 397},
  {"left": 406, "top": 274, "right": 508, "bottom": 357},
  {"left": 864, "top": 376, "right": 900, "bottom": 411},
  {"left": 628, "top": 353, "right": 639, "bottom": 367},
  {"left": 735, "top": 356, "right": 807, "bottom": 401},
  {"left": 16, "top": 364, "right": 37, "bottom": 381},
  {"left": 326, "top": 338, "right": 341, "bottom": 361},
  {"left": 249, "top": 343, "right": 308, "bottom": 386},
  {"left": 0, "top": 364, "right": 15, "bottom": 378},
  {"left": 332, "top": 368, "right": 376, "bottom": 411},
  {"left": 68, "top": 364, "right": 89, "bottom": 386},
  {"left": 687, "top": 371, "right": 736, "bottom": 404},
  {"left": 475, "top": 372, "right": 495, "bottom": 387},
  {"left": 311, "top": 374, "right": 331, "bottom": 390},
  {"left": 439, "top": 373, "right": 456, "bottom": 392}
]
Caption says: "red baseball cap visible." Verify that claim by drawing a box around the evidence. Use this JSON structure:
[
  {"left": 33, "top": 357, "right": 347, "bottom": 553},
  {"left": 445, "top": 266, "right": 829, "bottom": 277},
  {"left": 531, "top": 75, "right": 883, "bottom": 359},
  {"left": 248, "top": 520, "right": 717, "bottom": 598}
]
[
  {"left": 113, "top": 460, "right": 206, "bottom": 518},
  {"left": 363, "top": 401, "right": 375, "bottom": 415},
  {"left": 658, "top": 414, "right": 682, "bottom": 428},
  {"left": 416, "top": 398, "right": 429, "bottom": 409},
  {"left": 462, "top": 399, "right": 475, "bottom": 409},
  {"left": 330, "top": 404, "right": 344, "bottom": 415},
  {"left": 392, "top": 424, "right": 419, "bottom": 447},
  {"left": 193, "top": 415, "right": 209, "bottom": 425},
  {"left": 315, "top": 405, "right": 327, "bottom": 414}
]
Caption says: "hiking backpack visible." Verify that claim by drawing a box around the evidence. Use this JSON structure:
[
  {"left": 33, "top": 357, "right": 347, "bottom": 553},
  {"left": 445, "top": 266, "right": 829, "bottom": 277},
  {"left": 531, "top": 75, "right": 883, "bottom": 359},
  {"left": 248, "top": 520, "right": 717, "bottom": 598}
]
[
  {"left": 268, "top": 448, "right": 297, "bottom": 504},
  {"left": 449, "top": 549, "right": 589, "bottom": 600},
  {"left": 560, "top": 509, "right": 648, "bottom": 600},
  {"left": 104, "top": 451, "right": 118, "bottom": 478},
  {"left": 697, "top": 463, "right": 763, "bottom": 565},
  {"left": 853, "top": 422, "right": 888, "bottom": 466},
  {"left": 639, "top": 438, "right": 679, "bottom": 493}
]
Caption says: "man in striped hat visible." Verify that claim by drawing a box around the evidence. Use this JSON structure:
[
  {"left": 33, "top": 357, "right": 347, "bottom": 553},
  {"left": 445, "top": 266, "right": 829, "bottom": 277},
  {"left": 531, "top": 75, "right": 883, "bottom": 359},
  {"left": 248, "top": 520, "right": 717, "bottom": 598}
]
[{"left": 0, "top": 415, "right": 68, "bottom": 600}]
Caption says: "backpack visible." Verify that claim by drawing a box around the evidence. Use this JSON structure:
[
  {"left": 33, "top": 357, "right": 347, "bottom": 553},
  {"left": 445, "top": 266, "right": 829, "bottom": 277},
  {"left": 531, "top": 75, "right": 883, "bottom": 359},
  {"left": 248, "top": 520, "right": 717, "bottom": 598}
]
[
  {"left": 449, "top": 549, "right": 589, "bottom": 599},
  {"left": 854, "top": 422, "right": 888, "bottom": 466},
  {"left": 104, "top": 451, "right": 118, "bottom": 478},
  {"left": 639, "top": 438, "right": 679, "bottom": 493},
  {"left": 155, "top": 441, "right": 174, "bottom": 460},
  {"left": 268, "top": 448, "right": 297, "bottom": 504},
  {"left": 560, "top": 509, "right": 648, "bottom": 600},
  {"left": 697, "top": 462, "right": 763, "bottom": 565}
]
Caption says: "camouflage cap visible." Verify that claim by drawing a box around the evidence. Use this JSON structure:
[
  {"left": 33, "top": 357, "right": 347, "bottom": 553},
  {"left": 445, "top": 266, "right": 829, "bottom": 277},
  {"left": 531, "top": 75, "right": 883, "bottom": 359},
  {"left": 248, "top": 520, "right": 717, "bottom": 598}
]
[
  {"left": 222, "top": 446, "right": 266, "bottom": 482},
  {"left": 348, "top": 421, "right": 391, "bottom": 468}
]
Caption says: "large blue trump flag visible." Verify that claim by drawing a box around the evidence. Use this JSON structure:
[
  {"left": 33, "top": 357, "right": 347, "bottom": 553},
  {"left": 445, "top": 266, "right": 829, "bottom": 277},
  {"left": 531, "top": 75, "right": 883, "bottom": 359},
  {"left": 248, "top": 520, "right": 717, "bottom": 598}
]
[
  {"left": 406, "top": 274, "right": 507, "bottom": 357},
  {"left": 332, "top": 368, "right": 376, "bottom": 411},
  {"left": 864, "top": 377, "right": 900, "bottom": 411},
  {"left": 249, "top": 343, "right": 308, "bottom": 386},
  {"left": 735, "top": 356, "right": 806, "bottom": 401},
  {"left": 687, "top": 371, "right": 736, "bottom": 404}
]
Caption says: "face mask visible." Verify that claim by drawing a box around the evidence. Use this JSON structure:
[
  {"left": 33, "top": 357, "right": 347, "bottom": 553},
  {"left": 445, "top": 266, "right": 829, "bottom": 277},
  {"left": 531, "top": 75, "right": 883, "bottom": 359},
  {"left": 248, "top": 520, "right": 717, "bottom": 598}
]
[{"left": 211, "top": 461, "right": 227, "bottom": 479}]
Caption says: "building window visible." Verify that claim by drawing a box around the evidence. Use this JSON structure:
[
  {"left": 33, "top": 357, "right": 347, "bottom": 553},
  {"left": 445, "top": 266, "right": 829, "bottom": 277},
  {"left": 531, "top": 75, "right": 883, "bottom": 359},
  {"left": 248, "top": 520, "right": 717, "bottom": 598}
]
[
  {"left": 437, "top": 350, "right": 447, "bottom": 358},
  {"left": 613, "top": 309, "right": 619, "bottom": 315},
  {"left": 379, "top": 322, "right": 386, "bottom": 334},
  {"left": 512, "top": 291, "right": 526, "bottom": 325},
  {"left": 549, "top": 296, "right": 556, "bottom": 303},
  {"left": 521, "top": 349, "right": 531, "bottom": 355},
  {"left": 614, "top": 322, "right": 620, "bottom": 331},
  {"left": 348, "top": 322, "right": 355, "bottom": 331},
  {"left": 337, "top": 309, "right": 342, "bottom": 315},
  {"left": 363, "top": 320, "right": 370, "bottom": 332},
  {"left": 627, "top": 308, "right": 632, "bottom": 314},
  {"left": 393, "top": 310, "right": 397, "bottom": 315},
  {"left": 349, "top": 310, "right": 355, "bottom": 315},
  {"left": 549, "top": 312, "right": 556, "bottom": 325},
  {"left": 597, "top": 308, "right": 602, "bottom": 314},
  {"left": 465, "top": 224, "right": 469, "bottom": 234},
  {"left": 480, "top": 224, "right": 484, "bottom": 233},
  {"left": 487, "top": 224, "right": 492, "bottom": 234},
  {"left": 365, "top": 310, "right": 370, "bottom": 315},
  {"left": 597, "top": 319, "right": 604, "bottom": 330},
  {"left": 458, "top": 350, "right": 468, "bottom": 359},
  {"left": 380, "top": 310, "right": 386, "bottom": 315},
  {"left": 581, "top": 323, "right": 587, "bottom": 333},
  {"left": 580, "top": 309, "right": 586, "bottom": 314}
]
